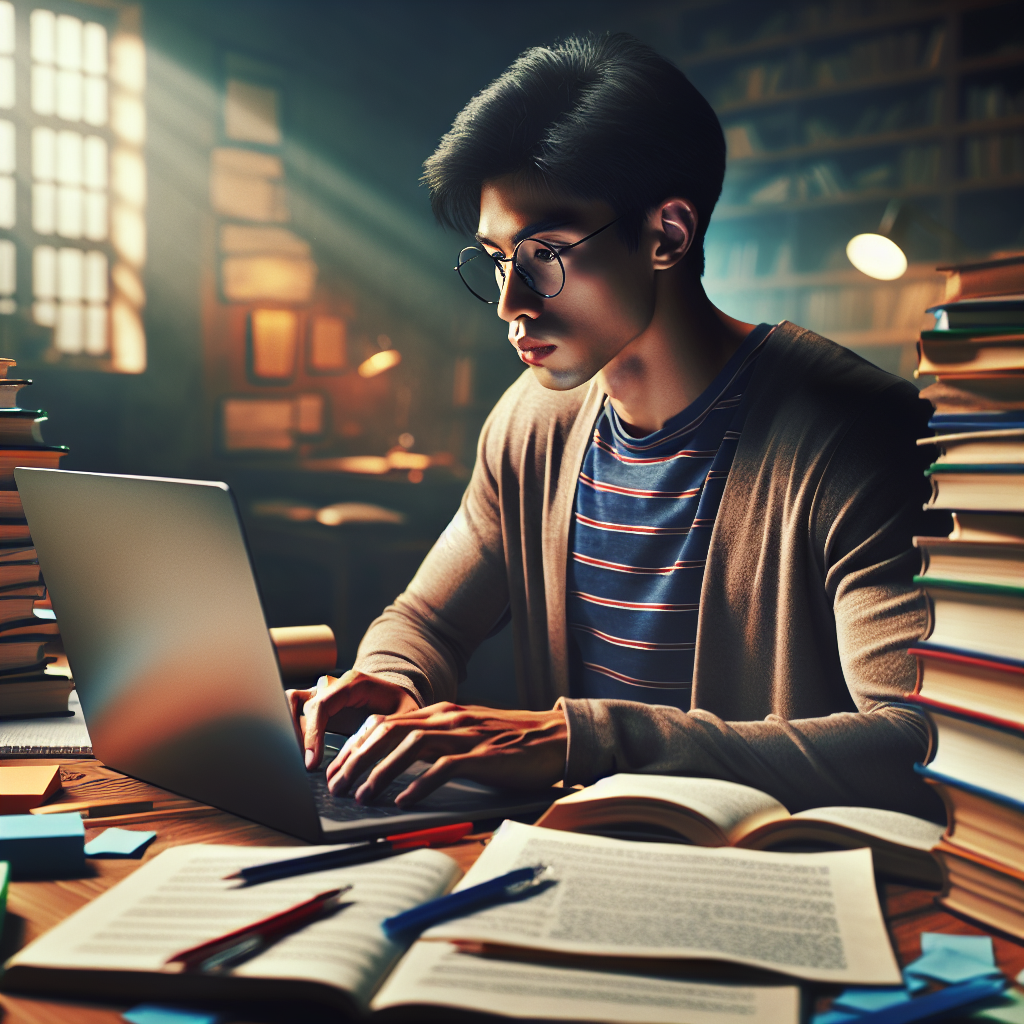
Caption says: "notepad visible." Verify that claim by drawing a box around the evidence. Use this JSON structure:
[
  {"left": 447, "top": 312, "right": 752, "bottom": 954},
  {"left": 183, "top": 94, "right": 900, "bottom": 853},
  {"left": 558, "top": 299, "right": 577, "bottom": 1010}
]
[
  {"left": 0, "top": 812, "right": 84, "bottom": 879},
  {"left": 0, "top": 764, "right": 62, "bottom": 812}
]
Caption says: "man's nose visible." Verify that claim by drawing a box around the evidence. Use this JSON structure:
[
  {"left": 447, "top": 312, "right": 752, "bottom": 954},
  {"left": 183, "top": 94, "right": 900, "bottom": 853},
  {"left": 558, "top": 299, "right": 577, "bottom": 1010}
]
[{"left": 496, "top": 261, "right": 543, "bottom": 324}]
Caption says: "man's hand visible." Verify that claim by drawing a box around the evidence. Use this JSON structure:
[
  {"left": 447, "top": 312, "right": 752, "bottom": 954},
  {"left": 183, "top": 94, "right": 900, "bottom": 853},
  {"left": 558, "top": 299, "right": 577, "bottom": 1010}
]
[
  {"left": 324, "top": 702, "right": 568, "bottom": 807},
  {"left": 286, "top": 670, "right": 420, "bottom": 770}
]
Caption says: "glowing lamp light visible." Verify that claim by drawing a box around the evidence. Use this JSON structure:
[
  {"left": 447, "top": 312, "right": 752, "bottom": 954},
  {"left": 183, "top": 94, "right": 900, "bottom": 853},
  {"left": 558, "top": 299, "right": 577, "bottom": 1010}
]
[
  {"left": 357, "top": 348, "right": 401, "bottom": 378},
  {"left": 846, "top": 233, "right": 908, "bottom": 281}
]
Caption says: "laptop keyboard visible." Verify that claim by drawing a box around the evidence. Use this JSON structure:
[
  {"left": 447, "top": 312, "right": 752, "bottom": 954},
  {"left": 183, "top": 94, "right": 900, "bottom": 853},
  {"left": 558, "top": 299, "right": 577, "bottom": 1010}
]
[{"left": 310, "top": 770, "right": 420, "bottom": 821}]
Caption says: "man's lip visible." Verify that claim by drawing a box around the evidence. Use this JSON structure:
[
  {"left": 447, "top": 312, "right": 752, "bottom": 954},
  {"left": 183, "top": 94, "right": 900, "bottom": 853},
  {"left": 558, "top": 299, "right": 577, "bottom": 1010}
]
[{"left": 516, "top": 338, "right": 555, "bottom": 352}]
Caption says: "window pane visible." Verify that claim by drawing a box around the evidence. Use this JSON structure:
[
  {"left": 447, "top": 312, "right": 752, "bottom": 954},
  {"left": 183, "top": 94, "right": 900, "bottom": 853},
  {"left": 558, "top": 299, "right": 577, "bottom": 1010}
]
[
  {"left": 84, "top": 303, "right": 106, "bottom": 354},
  {"left": 0, "top": 239, "right": 15, "bottom": 294},
  {"left": 31, "top": 65, "right": 55, "bottom": 115},
  {"left": 33, "top": 299, "right": 55, "bottom": 325},
  {"left": 33, "top": 245, "right": 56, "bottom": 297},
  {"left": 30, "top": 9, "right": 55, "bottom": 65},
  {"left": 111, "top": 94, "right": 144, "bottom": 144},
  {"left": 112, "top": 147, "right": 144, "bottom": 205},
  {"left": 0, "top": 175, "right": 13, "bottom": 228},
  {"left": 56, "top": 129, "right": 82, "bottom": 184},
  {"left": 111, "top": 297, "right": 145, "bottom": 372},
  {"left": 57, "top": 246, "right": 83, "bottom": 300},
  {"left": 55, "top": 15, "right": 81, "bottom": 71},
  {"left": 0, "top": 119, "right": 13, "bottom": 174},
  {"left": 32, "top": 182, "right": 55, "bottom": 233},
  {"left": 84, "top": 249, "right": 106, "bottom": 301},
  {"left": 56, "top": 69, "right": 82, "bottom": 121},
  {"left": 56, "top": 185, "right": 82, "bottom": 238},
  {"left": 0, "top": 56, "right": 12, "bottom": 109},
  {"left": 112, "top": 203, "right": 144, "bottom": 265},
  {"left": 110, "top": 34, "right": 144, "bottom": 93},
  {"left": 83, "top": 23, "right": 106, "bottom": 75},
  {"left": 83, "top": 75, "right": 106, "bottom": 126},
  {"left": 56, "top": 301, "right": 83, "bottom": 353},
  {"left": 32, "top": 126, "right": 55, "bottom": 180},
  {"left": 83, "top": 191, "right": 106, "bottom": 240},
  {"left": 83, "top": 135, "right": 106, "bottom": 188},
  {"left": 0, "top": 3, "right": 14, "bottom": 56}
]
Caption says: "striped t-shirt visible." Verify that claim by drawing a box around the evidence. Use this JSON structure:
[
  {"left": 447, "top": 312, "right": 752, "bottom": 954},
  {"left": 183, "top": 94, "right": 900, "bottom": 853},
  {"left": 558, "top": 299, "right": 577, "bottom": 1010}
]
[{"left": 567, "top": 322, "right": 774, "bottom": 710}]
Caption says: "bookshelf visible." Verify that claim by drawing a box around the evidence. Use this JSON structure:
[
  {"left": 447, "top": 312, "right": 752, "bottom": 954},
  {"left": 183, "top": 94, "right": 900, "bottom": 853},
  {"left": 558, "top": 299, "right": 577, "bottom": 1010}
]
[{"left": 666, "top": 0, "right": 1023, "bottom": 379}]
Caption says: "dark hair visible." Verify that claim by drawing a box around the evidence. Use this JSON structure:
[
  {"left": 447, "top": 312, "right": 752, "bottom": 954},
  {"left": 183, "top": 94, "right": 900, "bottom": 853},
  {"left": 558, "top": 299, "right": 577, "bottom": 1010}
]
[{"left": 423, "top": 33, "right": 725, "bottom": 275}]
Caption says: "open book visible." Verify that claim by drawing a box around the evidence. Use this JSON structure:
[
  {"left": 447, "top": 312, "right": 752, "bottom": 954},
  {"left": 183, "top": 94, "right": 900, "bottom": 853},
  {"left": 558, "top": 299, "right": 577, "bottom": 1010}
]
[
  {"left": 535, "top": 774, "right": 945, "bottom": 886},
  {"left": 1, "top": 841, "right": 801, "bottom": 1023}
]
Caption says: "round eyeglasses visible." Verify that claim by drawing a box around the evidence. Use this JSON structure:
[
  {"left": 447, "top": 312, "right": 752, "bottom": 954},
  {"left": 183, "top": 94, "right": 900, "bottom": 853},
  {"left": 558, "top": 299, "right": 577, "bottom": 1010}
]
[{"left": 454, "top": 218, "right": 619, "bottom": 304}]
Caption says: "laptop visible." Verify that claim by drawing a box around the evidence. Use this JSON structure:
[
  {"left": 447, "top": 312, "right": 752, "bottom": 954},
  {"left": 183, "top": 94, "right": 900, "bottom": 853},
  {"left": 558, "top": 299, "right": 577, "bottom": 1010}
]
[{"left": 16, "top": 468, "right": 560, "bottom": 843}]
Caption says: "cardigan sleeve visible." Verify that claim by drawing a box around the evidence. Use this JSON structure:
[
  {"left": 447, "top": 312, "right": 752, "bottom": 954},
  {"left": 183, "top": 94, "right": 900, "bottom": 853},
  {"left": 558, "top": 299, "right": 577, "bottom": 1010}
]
[
  {"left": 351, "top": 400, "right": 512, "bottom": 708},
  {"left": 559, "top": 380, "right": 947, "bottom": 820}
]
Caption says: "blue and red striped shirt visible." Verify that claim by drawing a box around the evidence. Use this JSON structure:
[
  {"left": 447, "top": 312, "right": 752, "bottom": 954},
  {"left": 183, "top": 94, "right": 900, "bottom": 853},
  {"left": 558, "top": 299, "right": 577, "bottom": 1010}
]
[{"left": 567, "top": 323, "right": 774, "bottom": 710}]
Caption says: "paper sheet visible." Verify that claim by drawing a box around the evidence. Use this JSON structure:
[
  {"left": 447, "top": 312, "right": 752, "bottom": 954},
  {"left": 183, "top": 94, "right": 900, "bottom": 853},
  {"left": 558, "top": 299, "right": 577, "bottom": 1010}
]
[
  {"left": 7, "top": 843, "right": 460, "bottom": 1010},
  {"left": 0, "top": 690, "right": 92, "bottom": 755},
  {"left": 372, "top": 941, "right": 800, "bottom": 1024},
  {"left": 423, "top": 821, "right": 902, "bottom": 985}
]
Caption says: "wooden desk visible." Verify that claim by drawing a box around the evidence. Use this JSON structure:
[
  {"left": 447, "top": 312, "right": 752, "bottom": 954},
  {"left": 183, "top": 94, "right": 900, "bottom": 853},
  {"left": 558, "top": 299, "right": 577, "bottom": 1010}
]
[{"left": 1, "top": 758, "right": 1022, "bottom": 1024}]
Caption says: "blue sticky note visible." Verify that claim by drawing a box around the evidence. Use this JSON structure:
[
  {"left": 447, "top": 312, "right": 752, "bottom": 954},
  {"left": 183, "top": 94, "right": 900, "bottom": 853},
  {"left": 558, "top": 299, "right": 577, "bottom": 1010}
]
[
  {"left": 0, "top": 813, "right": 84, "bottom": 879},
  {"left": 904, "top": 947, "right": 1004, "bottom": 984},
  {"left": 833, "top": 987, "right": 913, "bottom": 1013},
  {"left": 85, "top": 828, "right": 155, "bottom": 858},
  {"left": 920, "top": 932, "right": 995, "bottom": 966},
  {"left": 903, "top": 971, "right": 929, "bottom": 994},
  {"left": 810, "top": 1012, "right": 861, "bottom": 1024},
  {"left": 122, "top": 1004, "right": 223, "bottom": 1024}
]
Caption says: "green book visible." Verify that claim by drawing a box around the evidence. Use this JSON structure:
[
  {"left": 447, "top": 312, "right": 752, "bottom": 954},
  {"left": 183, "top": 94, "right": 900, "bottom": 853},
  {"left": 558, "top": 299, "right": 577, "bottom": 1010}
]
[{"left": 914, "top": 575, "right": 1024, "bottom": 599}]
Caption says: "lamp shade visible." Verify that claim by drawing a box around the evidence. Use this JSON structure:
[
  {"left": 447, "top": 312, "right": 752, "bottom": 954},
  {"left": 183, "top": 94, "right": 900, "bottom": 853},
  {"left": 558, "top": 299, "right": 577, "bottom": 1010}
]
[{"left": 846, "top": 233, "right": 908, "bottom": 281}]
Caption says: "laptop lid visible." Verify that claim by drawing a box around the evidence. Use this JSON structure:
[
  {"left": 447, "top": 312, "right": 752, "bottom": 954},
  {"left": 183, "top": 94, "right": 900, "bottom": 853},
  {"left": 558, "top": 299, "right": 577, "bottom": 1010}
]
[{"left": 17, "top": 468, "right": 324, "bottom": 842}]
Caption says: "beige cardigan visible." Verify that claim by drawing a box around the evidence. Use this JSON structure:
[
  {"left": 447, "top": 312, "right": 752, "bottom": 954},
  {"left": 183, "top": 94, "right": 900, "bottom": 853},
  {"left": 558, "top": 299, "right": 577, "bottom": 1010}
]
[{"left": 356, "top": 322, "right": 943, "bottom": 818}]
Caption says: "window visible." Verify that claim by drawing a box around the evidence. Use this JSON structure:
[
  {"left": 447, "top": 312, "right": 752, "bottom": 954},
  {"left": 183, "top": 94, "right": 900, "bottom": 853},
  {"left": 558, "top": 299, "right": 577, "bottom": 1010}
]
[{"left": 0, "top": 2, "right": 146, "bottom": 371}]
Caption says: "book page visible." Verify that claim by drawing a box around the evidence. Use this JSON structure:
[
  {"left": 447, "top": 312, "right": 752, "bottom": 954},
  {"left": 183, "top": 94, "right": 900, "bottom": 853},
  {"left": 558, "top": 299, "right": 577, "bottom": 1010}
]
[
  {"left": 788, "top": 807, "right": 945, "bottom": 851},
  {"left": 0, "top": 690, "right": 92, "bottom": 755},
  {"left": 547, "top": 774, "right": 787, "bottom": 839},
  {"left": 423, "top": 821, "right": 901, "bottom": 985},
  {"left": 6, "top": 843, "right": 460, "bottom": 1009},
  {"left": 373, "top": 941, "right": 800, "bottom": 1024}
]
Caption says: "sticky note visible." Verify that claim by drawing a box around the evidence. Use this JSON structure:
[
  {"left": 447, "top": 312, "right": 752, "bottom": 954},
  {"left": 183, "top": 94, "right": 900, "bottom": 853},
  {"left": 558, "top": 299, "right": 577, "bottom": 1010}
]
[
  {"left": 810, "top": 1012, "right": 861, "bottom": 1024},
  {"left": 904, "top": 947, "right": 1004, "bottom": 984},
  {"left": 972, "top": 988, "right": 1024, "bottom": 1024},
  {"left": 122, "top": 1006, "right": 224, "bottom": 1024},
  {"left": 85, "top": 828, "right": 155, "bottom": 858},
  {"left": 921, "top": 932, "right": 996, "bottom": 965},
  {"left": 833, "top": 987, "right": 913, "bottom": 1013},
  {"left": 903, "top": 972, "right": 929, "bottom": 994},
  {"left": 0, "top": 812, "right": 83, "bottom": 879},
  {"left": 0, "top": 765, "right": 62, "bottom": 813}
]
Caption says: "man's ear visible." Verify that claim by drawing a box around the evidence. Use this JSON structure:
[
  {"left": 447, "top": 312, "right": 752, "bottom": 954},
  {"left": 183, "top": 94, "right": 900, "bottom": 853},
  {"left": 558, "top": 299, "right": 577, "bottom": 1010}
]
[{"left": 648, "top": 198, "right": 699, "bottom": 270}]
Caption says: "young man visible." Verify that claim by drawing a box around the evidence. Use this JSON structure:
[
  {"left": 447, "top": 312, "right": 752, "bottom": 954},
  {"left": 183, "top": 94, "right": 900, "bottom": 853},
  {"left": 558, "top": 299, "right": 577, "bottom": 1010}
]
[{"left": 291, "top": 34, "right": 941, "bottom": 820}]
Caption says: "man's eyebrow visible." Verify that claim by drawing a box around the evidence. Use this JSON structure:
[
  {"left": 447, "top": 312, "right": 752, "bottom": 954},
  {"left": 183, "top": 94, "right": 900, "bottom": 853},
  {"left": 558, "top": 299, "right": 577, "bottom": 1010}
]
[{"left": 475, "top": 216, "right": 579, "bottom": 248}]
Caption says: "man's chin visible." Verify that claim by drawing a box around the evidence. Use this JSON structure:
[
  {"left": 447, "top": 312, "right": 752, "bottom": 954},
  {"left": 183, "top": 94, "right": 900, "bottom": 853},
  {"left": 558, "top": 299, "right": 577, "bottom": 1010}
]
[{"left": 529, "top": 362, "right": 595, "bottom": 392}]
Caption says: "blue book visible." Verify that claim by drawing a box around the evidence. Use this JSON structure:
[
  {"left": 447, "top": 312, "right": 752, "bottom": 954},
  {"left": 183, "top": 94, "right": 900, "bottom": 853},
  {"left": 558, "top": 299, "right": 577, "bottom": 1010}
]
[{"left": 0, "top": 812, "right": 84, "bottom": 879}]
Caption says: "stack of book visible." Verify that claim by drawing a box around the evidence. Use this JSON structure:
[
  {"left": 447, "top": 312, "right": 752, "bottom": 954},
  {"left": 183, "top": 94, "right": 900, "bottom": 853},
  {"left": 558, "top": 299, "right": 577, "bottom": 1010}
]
[
  {"left": 0, "top": 357, "right": 71, "bottom": 718},
  {"left": 909, "top": 252, "right": 1024, "bottom": 940}
]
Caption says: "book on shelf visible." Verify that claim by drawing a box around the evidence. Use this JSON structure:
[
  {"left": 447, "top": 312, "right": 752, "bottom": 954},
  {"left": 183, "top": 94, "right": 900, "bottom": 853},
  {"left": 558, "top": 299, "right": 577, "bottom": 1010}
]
[
  {"left": 927, "top": 296, "right": 1024, "bottom": 330},
  {"left": 914, "top": 576, "right": 1023, "bottom": 662},
  {"left": 914, "top": 534, "right": 1024, "bottom": 587},
  {"left": 938, "top": 253, "right": 1024, "bottom": 302},
  {"left": 532, "top": 773, "right": 943, "bottom": 885},
  {"left": 910, "top": 643, "right": 1023, "bottom": 727},
  {"left": 924, "top": 464, "right": 1024, "bottom": 512},
  {"left": 1, "top": 822, "right": 907, "bottom": 1018}
]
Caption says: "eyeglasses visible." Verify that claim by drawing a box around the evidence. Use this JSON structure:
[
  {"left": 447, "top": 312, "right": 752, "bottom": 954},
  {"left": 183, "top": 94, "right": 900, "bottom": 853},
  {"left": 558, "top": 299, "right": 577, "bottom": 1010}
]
[{"left": 454, "top": 218, "right": 619, "bottom": 304}]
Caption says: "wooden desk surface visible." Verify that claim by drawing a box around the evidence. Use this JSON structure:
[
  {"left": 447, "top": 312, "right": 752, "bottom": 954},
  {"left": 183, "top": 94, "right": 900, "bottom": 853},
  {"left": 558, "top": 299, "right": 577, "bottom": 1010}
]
[{"left": 1, "top": 758, "right": 1022, "bottom": 1024}]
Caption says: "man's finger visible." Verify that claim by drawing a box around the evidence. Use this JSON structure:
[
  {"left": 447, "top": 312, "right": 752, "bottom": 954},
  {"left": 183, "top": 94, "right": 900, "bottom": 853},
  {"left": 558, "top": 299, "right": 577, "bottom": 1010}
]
[
  {"left": 325, "top": 714, "right": 385, "bottom": 785},
  {"left": 326, "top": 718, "right": 422, "bottom": 795},
  {"left": 353, "top": 728, "right": 451, "bottom": 804},
  {"left": 394, "top": 753, "right": 466, "bottom": 807},
  {"left": 302, "top": 688, "right": 333, "bottom": 769}
]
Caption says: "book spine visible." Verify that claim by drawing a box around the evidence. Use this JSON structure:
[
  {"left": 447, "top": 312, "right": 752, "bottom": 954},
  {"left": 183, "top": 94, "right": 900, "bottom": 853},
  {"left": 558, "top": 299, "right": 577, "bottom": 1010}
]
[
  {"left": 906, "top": 693, "right": 1024, "bottom": 737},
  {"left": 910, "top": 643, "right": 1024, "bottom": 674},
  {"left": 913, "top": 574, "right": 1024, "bottom": 598},
  {"left": 916, "top": 763, "right": 1024, "bottom": 815}
]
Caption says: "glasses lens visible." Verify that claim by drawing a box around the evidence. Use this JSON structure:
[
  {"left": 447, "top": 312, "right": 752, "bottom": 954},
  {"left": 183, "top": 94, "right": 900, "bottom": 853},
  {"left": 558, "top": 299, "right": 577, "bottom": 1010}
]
[
  {"left": 514, "top": 240, "right": 564, "bottom": 298},
  {"left": 457, "top": 247, "right": 503, "bottom": 303}
]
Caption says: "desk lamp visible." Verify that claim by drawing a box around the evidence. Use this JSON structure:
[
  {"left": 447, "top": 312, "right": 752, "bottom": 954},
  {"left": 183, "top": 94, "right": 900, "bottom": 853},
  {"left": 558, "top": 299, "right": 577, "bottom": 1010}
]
[{"left": 847, "top": 200, "right": 962, "bottom": 281}]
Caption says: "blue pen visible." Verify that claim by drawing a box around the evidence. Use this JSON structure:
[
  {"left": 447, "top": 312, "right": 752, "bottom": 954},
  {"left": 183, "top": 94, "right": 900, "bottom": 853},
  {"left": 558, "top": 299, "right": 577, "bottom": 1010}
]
[
  {"left": 382, "top": 864, "right": 553, "bottom": 940},
  {"left": 831, "top": 977, "right": 1007, "bottom": 1024}
]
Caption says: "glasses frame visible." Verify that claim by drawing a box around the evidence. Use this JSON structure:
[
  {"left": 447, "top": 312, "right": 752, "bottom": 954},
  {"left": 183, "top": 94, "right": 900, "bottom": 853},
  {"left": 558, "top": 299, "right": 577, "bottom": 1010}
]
[{"left": 454, "top": 217, "right": 620, "bottom": 304}]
